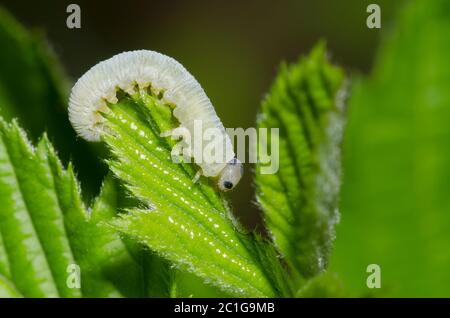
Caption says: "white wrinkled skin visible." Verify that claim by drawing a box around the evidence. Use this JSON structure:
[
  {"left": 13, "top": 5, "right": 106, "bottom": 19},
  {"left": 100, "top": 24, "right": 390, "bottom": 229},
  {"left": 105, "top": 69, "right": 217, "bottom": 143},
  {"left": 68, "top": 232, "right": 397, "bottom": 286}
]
[{"left": 68, "top": 50, "right": 235, "bottom": 177}]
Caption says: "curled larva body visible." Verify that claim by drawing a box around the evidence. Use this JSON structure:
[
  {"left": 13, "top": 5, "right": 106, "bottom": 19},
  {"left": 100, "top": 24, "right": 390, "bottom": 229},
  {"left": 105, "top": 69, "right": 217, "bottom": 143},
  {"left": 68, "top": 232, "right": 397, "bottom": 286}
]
[{"left": 68, "top": 50, "right": 243, "bottom": 190}]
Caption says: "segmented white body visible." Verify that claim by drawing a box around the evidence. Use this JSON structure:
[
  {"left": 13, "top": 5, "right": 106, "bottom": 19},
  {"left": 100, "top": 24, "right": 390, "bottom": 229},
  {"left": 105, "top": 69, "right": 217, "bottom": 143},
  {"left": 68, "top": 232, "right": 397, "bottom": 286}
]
[{"left": 68, "top": 50, "right": 234, "bottom": 177}]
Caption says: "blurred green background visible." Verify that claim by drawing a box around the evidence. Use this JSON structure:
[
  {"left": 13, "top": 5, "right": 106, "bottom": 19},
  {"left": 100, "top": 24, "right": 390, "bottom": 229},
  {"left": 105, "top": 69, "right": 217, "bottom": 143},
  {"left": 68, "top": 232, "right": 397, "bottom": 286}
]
[{"left": 2, "top": 0, "right": 450, "bottom": 297}]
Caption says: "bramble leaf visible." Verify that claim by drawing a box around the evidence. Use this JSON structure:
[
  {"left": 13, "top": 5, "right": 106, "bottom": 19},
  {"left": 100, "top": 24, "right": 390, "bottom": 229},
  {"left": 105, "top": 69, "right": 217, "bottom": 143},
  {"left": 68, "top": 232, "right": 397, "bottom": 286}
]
[
  {"left": 0, "top": 117, "right": 161, "bottom": 297},
  {"left": 0, "top": 274, "right": 21, "bottom": 298},
  {"left": 255, "top": 43, "right": 346, "bottom": 280},
  {"left": 103, "top": 91, "right": 292, "bottom": 297}
]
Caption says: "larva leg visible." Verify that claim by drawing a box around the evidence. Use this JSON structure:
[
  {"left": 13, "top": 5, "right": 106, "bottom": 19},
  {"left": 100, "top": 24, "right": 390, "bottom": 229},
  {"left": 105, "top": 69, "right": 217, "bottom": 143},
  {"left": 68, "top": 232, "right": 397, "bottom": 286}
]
[
  {"left": 161, "top": 126, "right": 194, "bottom": 163},
  {"left": 160, "top": 126, "right": 190, "bottom": 139},
  {"left": 163, "top": 126, "right": 201, "bottom": 183},
  {"left": 160, "top": 129, "right": 175, "bottom": 138},
  {"left": 171, "top": 141, "right": 192, "bottom": 163},
  {"left": 192, "top": 170, "right": 202, "bottom": 183}
]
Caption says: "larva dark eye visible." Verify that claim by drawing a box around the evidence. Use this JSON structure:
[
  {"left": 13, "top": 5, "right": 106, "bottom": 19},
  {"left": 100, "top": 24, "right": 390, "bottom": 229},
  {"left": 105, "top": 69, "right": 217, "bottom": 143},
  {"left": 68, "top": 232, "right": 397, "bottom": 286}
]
[{"left": 223, "top": 181, "right": 233, "bottom": 190}]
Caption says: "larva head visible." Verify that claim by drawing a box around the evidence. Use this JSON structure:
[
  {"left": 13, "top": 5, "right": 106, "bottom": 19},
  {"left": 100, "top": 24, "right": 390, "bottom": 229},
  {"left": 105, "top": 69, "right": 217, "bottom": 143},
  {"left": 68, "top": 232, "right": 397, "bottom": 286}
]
[{"left": 217, "top": 158, "right": 244, "bottom": 191}]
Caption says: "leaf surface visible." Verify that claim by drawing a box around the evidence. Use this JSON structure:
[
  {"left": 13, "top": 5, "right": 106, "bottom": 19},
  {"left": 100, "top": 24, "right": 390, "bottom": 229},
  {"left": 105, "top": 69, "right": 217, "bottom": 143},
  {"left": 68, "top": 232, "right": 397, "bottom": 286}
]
[
  {"left": 104, "top": 91, "right": 292, "bottom": 297},
  {"left": 256, "top": 43, "right": 346, "bottom": 279}
]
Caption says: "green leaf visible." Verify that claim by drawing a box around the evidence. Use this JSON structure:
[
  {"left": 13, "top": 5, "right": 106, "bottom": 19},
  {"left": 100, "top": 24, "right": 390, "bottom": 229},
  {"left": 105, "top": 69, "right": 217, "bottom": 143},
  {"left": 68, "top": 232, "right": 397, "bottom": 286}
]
[
  {"left": 330, "top": 0, "right": 450, "bottom": 297},
  {"left": 103, "top": 90, "right": 292, "bottom": 297},
  {"left": 295, "top": 272, "right": 347, "bottom": 298},
  {"left": 0, "top": 117, "right": 163, "bottom": 297},
  {"left": 0, "top": 119, "right": 79, "bottom": 297},
  {"left": 255, "top": 43, "right": 346, "bottom": 280},
  {"left": 174, "top": 271, "right": 231, "bottom": 297},
  {"left": 64, "top": 174, "right": 145, "bottom": 298},
  {"left": 0, "top": 274, "right": 22, "bottom": 298},
  {"left": 0, "top": 8, "right": 65, "bottom": 123},
  {"left": 0, "top": 8, "right": 105, "bottom": 199}
]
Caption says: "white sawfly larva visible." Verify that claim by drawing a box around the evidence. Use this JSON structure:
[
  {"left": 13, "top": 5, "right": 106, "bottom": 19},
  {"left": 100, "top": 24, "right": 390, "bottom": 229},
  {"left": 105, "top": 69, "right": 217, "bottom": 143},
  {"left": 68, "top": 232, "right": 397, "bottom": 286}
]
[{"left": 68, "top": 50, "right": 243, "bottom": 191}]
